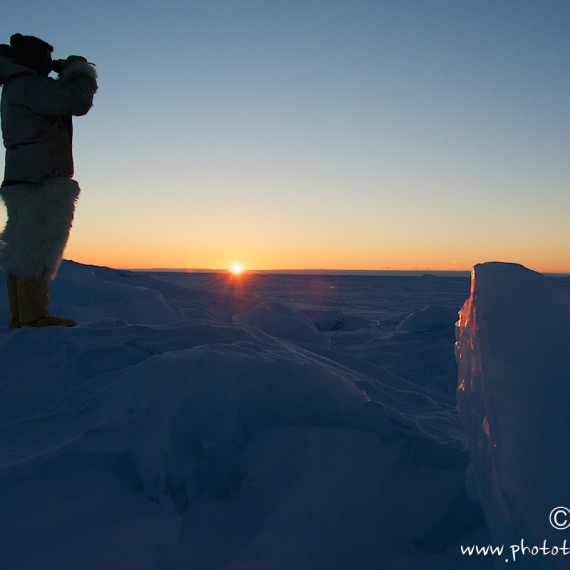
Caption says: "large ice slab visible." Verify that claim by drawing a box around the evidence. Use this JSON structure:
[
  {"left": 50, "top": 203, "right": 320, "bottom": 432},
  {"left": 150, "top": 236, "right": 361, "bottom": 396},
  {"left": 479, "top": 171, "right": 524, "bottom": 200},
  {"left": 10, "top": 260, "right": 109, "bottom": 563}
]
[{"left": 456, "top": 262, "right": 570, "bottom": 567}]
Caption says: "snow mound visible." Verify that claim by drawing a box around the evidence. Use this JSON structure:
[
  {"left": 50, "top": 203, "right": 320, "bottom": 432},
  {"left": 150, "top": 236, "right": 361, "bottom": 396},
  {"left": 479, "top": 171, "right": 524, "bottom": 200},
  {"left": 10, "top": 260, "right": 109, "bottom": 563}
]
[
  {"left": 456, "top": 262, "right": 570, "bottom": 560},
  {"left": 232, "top": 300, "right": 329, "bottom": 347},
  {"left": 52, "top": 262, "right": 186, "bottom": 325},
  {"left": 0, "top": 260, "right": 481, "bottom": 569},
  {"left": 303, "top": 308, "right": 371, "bottom": 331},
  {"left": 397, "top": 304, "right": 458, "bottom": 332}
]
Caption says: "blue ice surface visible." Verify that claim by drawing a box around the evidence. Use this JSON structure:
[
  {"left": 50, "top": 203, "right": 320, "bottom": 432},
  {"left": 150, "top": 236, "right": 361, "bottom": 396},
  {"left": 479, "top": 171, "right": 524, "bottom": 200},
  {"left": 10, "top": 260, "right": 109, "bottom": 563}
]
[{"left": 5, "top": 261, "right": 568, "bottom": 568}]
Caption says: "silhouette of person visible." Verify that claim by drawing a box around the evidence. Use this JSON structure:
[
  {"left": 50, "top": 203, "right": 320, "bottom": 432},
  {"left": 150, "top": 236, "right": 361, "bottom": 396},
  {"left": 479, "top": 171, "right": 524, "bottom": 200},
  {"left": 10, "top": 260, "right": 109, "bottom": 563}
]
[{"left": 0, "top": 34, "right": 97, "bottom": 327}]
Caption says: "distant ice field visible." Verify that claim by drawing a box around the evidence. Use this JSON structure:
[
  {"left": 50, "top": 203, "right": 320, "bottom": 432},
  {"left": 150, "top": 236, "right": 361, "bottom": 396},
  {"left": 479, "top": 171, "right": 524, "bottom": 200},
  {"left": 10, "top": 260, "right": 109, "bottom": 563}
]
[{"left": 148, "top": 272, "right": 471, "bottom": 325}]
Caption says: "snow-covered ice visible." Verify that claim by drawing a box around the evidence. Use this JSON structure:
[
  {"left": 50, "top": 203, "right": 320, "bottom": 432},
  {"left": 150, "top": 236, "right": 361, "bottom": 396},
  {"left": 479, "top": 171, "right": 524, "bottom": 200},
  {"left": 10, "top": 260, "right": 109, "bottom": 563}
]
[
  {"left": 456, "top": 262, "right": 570, "bottom": 569},
  {"left": 1, "top": 260, "right": 568, "bottom": 569}
]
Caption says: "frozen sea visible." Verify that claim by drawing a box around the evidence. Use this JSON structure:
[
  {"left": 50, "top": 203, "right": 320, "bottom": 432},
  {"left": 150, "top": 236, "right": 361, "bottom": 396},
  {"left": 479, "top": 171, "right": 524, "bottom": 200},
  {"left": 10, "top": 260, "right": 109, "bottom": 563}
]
[
  {"left": 1, "top": 262, "right": 569, "bottom": 569},
  {"left": 148, "top": 271, "right": 472, "bottom": 326}
]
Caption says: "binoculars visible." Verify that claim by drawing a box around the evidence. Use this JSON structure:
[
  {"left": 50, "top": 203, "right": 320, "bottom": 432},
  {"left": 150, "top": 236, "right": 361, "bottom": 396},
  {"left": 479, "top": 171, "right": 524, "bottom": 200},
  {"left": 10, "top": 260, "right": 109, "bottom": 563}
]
[
  {"left": 51, "top": 59, "right": 67, "bottom": 74},
  {"left": 51, "top": 56, "right": 92, "bottom": 74}
]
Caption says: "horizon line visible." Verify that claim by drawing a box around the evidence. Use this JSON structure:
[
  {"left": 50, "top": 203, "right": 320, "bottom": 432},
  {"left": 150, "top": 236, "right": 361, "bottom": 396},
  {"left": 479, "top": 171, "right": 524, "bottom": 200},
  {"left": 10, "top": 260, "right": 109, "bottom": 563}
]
[
  {"left": 126, "top": 267, "right": 570, "bottom": 278},
  {"left": 120, "top": 267, "right": 570, "bottom": 278},
  {"left": 64, "top": 260, "right": 570, "bottom": 278},
  {"left": 129, "top": 267, "right": 471, "bottom": 274}
]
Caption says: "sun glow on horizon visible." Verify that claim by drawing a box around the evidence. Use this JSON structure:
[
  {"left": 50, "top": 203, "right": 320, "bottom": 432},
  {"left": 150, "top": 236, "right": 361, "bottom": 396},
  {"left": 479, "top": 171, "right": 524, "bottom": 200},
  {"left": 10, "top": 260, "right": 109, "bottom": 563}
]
[{"left": 230, "top": 263, "right": 245, "bottom": 276}]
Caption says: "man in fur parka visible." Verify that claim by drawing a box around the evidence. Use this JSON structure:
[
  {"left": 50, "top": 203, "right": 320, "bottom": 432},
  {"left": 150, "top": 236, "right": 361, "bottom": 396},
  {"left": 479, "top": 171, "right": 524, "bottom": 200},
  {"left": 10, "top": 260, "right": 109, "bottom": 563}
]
[{"left": 0, "top": 33, "right": 97, "bottom": 328}]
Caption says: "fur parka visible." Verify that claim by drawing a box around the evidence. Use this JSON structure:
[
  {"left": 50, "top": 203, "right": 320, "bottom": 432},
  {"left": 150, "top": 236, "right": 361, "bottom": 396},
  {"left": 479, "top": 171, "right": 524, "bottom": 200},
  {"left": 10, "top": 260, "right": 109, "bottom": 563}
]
[{"left": 0, "top": 56, "right": 97, "bottom": 279}]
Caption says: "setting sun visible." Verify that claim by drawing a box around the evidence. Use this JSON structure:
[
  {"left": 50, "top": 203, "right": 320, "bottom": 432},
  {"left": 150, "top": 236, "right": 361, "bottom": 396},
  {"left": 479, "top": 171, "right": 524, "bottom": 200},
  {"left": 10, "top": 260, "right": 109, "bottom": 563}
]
[{"left": 230, "top": 263, "right": 245, "bottom": 276}]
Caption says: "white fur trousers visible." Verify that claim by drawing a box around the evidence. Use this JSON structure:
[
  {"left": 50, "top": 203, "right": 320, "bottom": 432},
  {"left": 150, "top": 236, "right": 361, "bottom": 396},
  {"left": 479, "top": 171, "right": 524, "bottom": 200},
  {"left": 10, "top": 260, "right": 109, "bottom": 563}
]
[{"left": 0, "top": 177, "right": 80, "bottom": 279}]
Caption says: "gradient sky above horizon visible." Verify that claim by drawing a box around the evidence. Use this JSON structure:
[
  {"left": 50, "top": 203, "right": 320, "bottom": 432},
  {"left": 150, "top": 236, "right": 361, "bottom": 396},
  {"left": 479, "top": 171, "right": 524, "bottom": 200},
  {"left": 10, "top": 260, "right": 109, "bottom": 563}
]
[{"left": 1, "top": 0, "right": 569, "bottom": 272}]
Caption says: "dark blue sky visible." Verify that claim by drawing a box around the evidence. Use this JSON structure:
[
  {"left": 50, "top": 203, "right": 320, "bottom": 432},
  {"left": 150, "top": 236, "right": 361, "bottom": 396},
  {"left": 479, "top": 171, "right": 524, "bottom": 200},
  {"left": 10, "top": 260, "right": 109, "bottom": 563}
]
[{"left": 2, "top": 1, "right": 569, "bottom": 271}]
